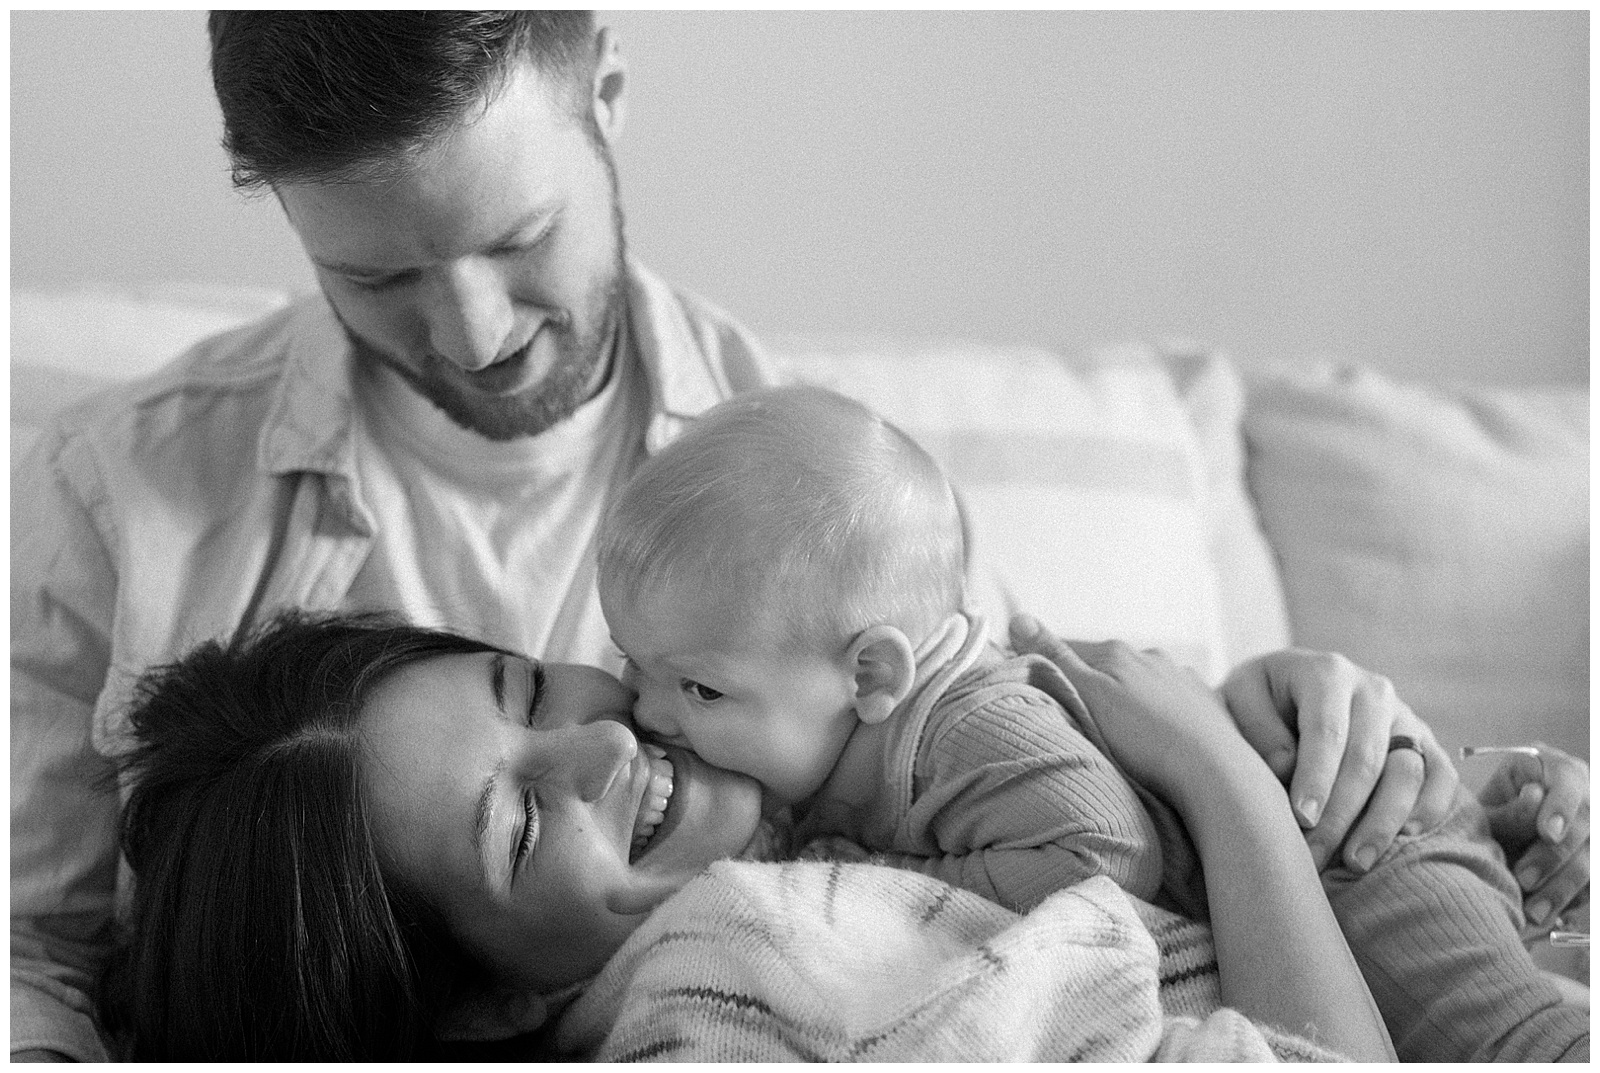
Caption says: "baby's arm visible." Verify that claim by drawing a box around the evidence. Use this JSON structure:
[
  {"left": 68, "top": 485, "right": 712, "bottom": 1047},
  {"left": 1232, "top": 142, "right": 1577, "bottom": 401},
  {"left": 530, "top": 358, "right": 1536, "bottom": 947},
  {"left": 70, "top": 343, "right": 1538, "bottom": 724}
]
[{"left": 896, "top": 681, "right": 1167, "bottom": 910}]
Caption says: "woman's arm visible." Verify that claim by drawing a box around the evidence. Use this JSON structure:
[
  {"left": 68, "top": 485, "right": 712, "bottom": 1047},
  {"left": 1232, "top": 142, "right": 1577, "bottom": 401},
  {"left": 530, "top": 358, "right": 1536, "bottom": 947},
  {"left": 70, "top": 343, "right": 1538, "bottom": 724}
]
[{"left": 1013, "top": 633, "right": 1395, "bottom": 1061}]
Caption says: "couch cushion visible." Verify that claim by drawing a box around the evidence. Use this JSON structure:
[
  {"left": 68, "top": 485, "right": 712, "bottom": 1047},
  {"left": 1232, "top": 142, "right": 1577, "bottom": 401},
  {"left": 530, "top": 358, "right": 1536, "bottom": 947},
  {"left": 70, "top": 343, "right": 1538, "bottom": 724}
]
[
  {"left": 1163, "top": 345, "right": 1295, "bottom": 669},
  {"left": 1244, "top": 364, "right": 1589, "bottom": 782},
  {"left": 772, "top": 336, "right": 1289, "bottom": 683}
]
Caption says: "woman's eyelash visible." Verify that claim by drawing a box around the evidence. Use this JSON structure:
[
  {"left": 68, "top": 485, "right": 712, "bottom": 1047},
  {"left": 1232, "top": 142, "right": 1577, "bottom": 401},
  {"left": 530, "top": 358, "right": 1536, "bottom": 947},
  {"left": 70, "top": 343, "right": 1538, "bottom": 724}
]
[
  {"left": 516, "top": 789, "right": 539, "bottom": 866},
  {"left": 511, "top": 660, "right": 545, "bottom": 873}
]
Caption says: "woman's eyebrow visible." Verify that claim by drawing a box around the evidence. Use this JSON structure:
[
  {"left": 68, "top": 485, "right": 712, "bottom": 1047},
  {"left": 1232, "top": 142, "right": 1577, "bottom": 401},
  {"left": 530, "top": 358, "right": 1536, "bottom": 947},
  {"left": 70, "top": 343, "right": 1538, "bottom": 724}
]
[{"left": 490, "top": 653, "right": 507, "bottom": 712}]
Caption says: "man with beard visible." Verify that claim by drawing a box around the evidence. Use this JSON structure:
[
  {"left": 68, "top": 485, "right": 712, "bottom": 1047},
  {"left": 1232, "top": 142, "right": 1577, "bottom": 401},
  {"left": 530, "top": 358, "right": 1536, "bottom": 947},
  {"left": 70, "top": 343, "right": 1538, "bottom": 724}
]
[{"left": 10, "top": 12, "right": 775, "bottom": 1061}]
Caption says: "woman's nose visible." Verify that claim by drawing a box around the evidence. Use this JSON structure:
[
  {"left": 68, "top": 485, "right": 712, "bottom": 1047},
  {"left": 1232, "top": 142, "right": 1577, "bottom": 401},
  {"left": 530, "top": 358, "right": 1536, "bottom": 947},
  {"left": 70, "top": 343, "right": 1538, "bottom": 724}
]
[
  {"left": 423, "top": 259, "right": 514, "bottom": 371},
  {"left": 617, "top": 659, "right": 641, "bottom": 693},
  {"left": 558, "top": 719, "right": 638, "bottom": 803},
  {"left": 632, "top": 690, "right": 680, "bottom": 740}
]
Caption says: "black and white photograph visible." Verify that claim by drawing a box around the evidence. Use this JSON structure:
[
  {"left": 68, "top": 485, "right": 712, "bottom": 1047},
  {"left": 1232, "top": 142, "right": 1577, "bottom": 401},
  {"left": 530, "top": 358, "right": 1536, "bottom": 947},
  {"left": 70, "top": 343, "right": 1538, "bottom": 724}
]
[{"left": 11, "top": 8, "right": 1589, "bottom": 1062}]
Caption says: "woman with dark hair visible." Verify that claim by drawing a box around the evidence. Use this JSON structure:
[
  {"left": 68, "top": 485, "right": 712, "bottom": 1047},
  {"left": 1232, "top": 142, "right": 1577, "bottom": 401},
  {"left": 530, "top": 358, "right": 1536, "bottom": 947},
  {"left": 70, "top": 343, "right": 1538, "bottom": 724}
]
[
  {"left": 98, "top": 611, "right": 770, "bottom": 1060},
  {"left": 98, "top": 611, "right": 1587, "bottom": 1061},
  {"left": 97, "top": 615, "right": 494, "bottom": 1059}
]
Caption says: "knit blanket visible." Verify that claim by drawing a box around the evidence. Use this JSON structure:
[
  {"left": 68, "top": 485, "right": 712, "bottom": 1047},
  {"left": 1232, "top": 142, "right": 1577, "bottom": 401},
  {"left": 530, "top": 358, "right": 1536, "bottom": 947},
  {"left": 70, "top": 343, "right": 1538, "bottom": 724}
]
[{"left": 551, "top": 861, "right": 1341, "bottom": 1061}]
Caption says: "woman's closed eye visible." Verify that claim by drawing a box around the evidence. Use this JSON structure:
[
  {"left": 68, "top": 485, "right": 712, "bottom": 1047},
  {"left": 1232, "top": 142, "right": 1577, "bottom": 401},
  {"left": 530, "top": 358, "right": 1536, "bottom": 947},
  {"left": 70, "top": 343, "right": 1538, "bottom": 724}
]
[
  {"left": 683, "top": 680, "right": 724, "bottom": 703},
  {"left": 515, "top": 787, "right": 539, "bottom": 870},
  {"left": 514, "top": 658, "right": 545, "bottom": 872}
]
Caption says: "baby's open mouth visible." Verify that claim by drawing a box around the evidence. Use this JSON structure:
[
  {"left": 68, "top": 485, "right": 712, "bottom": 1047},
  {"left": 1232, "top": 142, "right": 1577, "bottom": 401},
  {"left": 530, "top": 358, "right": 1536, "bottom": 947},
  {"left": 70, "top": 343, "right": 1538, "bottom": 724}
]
[{"left": 629, "top": 743, "right": 675, "bottom": 862}]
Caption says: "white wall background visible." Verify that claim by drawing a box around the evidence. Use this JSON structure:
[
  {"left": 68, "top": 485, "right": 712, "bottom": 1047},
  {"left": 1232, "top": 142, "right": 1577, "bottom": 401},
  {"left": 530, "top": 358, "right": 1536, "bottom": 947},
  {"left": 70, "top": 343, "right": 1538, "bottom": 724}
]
[{"left": 10, "top": 9, "right": 1589, "bottom": 385}]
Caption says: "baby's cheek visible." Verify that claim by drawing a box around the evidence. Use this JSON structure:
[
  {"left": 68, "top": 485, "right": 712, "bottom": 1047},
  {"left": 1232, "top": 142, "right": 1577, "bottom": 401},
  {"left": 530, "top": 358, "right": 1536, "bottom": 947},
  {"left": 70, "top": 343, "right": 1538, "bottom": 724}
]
[{"left": 695, "top": 726, "right": 772, "bottom": 784}]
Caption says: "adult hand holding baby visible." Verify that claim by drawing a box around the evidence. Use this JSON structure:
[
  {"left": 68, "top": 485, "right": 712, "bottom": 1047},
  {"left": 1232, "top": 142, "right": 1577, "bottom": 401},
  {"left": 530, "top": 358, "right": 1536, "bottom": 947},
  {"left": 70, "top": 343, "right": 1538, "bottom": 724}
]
[
  {"left": 1011, "top": 618, "right": 1454, "bottom": 870},
  {"left": 1012, "top": 616, "right": 1592, "bottom": 929},
  {"left": 1216, "top": 648, "right": 1456, "bottom": 873},
  {"left": 1003, "top": 616, "right": 1396, "bottom": 1061},
  {"left": 1002, "top": 627, "right": 1269, "bottom": 815},
  {"left": 1222, "top": 655, "right": 1592, "bottom": 928}
]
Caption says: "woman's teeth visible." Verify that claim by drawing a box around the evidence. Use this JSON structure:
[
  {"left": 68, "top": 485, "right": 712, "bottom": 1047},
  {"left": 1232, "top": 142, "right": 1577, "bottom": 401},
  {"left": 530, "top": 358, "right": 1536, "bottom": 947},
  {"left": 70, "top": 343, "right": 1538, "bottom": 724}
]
[{"left": 631, "top": 743, "right": 675, "bottom": 859}]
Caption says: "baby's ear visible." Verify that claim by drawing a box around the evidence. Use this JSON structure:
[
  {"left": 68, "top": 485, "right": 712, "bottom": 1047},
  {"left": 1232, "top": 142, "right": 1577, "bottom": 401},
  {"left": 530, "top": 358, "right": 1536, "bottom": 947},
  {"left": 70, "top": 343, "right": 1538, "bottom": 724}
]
[
  {"left": 435, "top": 984, "right": 549, "bottom": 1042},
  {"left": 846, "top": 625, "right": 915, "bottom": 726}
]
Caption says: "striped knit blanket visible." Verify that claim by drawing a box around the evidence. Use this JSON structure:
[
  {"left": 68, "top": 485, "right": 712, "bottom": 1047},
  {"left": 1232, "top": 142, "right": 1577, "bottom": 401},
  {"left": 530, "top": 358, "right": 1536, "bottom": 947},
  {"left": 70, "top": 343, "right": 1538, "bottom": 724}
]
[{"left": 551, "top": 860, "right": 1341, "bottom": 1061}]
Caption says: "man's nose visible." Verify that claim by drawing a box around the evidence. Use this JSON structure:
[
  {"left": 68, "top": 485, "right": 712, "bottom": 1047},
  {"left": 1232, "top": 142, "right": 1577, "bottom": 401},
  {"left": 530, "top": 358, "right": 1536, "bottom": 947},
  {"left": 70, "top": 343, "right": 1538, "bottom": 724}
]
[
  {"left": 556, "top": 719, "right": 639, "bottom": 803},
  {"left": 422, "top": 259, "right": 514, "bottom": 371}
]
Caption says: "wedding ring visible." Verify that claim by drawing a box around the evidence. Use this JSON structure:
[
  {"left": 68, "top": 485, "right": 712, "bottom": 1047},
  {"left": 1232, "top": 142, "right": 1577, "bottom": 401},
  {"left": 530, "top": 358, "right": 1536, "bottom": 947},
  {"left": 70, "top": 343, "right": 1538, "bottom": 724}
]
[{"left": 1387, "top": 735, "right": 1423, "bottom": 756}]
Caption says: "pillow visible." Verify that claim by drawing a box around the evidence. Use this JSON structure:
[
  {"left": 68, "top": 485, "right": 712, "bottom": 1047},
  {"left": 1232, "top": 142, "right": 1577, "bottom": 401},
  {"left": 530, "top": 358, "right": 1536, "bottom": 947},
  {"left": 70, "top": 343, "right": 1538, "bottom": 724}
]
[
  {"left": 1161, "top": 343, "right": 1294, "bottom": 667},
  {"left": 1243, "top": 364, "right": 1589, "bottom": 781},
  {"left": 771, "top": 335, "right": 1283, "bottom": 683}
]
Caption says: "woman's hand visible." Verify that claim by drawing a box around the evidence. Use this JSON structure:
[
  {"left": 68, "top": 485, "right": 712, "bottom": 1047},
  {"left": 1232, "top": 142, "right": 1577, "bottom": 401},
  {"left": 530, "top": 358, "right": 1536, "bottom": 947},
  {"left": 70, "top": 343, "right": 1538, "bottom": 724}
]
[
  {"left": 1009, "top": 616, "right": 1396, "bottom": 1060},
  {"left": 1477, "top": 744, "right": 1590, "bottom": 930},
  {"left": 1008, "top": 617, "right": 1270, "bottom": 811},
  {"left": 1218, "top": 648, "right": 1458, "bottom": 873}
]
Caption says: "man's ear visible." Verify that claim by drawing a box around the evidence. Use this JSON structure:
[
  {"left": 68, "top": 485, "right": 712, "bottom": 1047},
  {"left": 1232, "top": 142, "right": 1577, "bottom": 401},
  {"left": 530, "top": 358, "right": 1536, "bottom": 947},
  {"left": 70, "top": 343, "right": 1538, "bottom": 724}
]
[
  {"left": 589, "top": 26, "right": 627, "bottom": 144},
  {"left": 435, "top": 984, "right": 549, "bottom": 1042},
  {"left": 846, "top": 625, "right": 915, "bottom": 726}
]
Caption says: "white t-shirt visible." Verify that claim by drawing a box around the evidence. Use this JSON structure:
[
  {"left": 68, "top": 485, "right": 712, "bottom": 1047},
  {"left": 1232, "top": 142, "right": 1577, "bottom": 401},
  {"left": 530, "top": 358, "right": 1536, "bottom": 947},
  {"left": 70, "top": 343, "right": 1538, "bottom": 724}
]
[{"left": 347, "top": 348, "right": 648, "bottom": 674}]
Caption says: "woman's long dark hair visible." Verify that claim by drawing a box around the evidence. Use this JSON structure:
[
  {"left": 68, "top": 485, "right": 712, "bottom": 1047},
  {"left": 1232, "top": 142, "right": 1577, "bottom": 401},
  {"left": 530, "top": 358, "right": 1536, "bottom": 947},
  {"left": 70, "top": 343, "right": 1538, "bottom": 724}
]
[{"left": 97, "top": 610, "right": 501, "bottom": 1060}]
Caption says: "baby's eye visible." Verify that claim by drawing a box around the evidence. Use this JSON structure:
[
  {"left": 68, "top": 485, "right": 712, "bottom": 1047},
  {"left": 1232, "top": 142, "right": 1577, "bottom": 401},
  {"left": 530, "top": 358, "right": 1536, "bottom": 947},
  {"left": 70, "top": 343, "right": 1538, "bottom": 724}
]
[{"left": 683, "top": 680, "right": 724, "bottom": 703}]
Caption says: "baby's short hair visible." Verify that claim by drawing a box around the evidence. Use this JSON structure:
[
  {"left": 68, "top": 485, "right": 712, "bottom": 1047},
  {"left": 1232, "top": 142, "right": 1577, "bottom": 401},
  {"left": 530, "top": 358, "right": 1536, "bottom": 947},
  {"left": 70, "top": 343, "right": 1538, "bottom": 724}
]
[{"left": 598, "top": 385, "right": 966, "bottom": 653}]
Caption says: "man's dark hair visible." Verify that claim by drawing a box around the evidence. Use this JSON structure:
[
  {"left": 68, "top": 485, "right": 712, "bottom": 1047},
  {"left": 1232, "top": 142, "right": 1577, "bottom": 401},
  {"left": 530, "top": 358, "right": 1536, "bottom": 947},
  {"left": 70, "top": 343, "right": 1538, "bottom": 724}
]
[
  {"left": 97, "top": 610, "right": 505, "bottom": 1060},
  {"left": 208, "top": 10, "right": 596, "bottom": 189}
]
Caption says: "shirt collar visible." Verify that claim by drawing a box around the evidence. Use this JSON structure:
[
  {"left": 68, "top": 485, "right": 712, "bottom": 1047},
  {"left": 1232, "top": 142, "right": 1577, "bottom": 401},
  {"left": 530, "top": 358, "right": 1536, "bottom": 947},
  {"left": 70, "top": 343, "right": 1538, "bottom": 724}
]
[
  {"left": 257, "top": 293, "right": 362, "bottom": 479},
  {"left": 256, "top": 257, "right": 730, "bottom": 480},
  {"left": 623, "top": 257, "right": 739, "bottom": 454}
]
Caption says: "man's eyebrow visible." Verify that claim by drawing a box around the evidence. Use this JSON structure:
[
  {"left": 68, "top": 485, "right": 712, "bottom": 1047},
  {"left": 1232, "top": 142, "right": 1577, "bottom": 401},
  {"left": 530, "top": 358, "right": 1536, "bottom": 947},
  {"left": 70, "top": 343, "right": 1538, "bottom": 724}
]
[{"left": 311, "top": 207, "right": 558, "bottom": 277}]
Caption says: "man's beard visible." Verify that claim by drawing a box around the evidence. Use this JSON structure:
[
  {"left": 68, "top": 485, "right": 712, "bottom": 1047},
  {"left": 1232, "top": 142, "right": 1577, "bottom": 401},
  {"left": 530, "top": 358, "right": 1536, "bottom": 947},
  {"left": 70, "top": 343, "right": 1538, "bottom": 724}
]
[
  {"left": 342, "top": 153, "right": 630, "bottom": 442},
  {"left": 350, "top": 252, "right": 625, "bottom": 442}
]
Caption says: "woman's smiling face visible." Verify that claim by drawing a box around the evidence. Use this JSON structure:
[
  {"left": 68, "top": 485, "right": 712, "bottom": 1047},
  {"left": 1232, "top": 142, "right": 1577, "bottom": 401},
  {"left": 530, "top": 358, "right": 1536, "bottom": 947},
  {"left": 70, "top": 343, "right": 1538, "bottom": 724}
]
[{"left": 356, "top": 651, "right": 765, "bottom": 993}]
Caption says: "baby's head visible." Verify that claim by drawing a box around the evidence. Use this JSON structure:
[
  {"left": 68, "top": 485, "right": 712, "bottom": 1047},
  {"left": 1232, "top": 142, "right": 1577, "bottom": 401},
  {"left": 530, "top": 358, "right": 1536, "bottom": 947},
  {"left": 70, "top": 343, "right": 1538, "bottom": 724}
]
[{"left": 597, "top": 384, "right": 965, "bottom": 804}]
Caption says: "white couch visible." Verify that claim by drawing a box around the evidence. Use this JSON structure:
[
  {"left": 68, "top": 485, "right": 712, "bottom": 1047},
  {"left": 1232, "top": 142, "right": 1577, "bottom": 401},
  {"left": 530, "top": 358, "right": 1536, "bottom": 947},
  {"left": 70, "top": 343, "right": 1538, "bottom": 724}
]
[
  {"left": 10, "top": 284, "right": 1589, "bottom": 986},
  {"left": 13, "top": 284, "right": 1586, "bottom": 768}
]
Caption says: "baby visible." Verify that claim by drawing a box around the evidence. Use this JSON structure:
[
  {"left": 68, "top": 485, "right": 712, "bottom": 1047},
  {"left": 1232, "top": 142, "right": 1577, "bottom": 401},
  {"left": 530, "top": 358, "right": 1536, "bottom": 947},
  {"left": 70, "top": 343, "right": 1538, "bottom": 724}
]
[
  {"left": 595, "top": 383, "right": 1587, "bottom": 1059},
  {"left": 596, "top": 383, "right": 1191, "bottom": 913}
]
